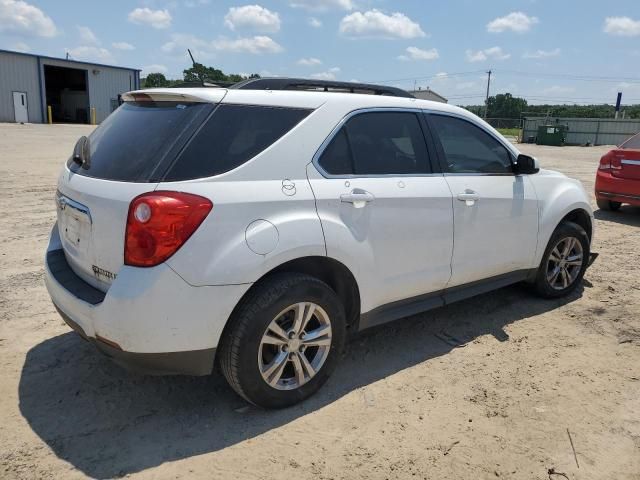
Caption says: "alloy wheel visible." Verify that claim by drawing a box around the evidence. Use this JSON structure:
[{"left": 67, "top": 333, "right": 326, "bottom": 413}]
[
  {"left": 546, "top": 236, "right": 584, "bottom": 290},
  {"left": 258, "top": 302, "right": 332, "bottom": 390}
]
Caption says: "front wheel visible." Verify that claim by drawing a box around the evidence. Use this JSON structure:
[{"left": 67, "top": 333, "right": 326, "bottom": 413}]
[
  {"left": 219, "top": 273, "right": 346, "bottom": 408},
  {"left": 533, "top": 221, "right": 590, "bottom": 298}
]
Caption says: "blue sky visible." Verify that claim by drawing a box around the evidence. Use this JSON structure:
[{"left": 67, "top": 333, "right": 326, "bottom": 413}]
[{"left": 1, "top": 0, "right": 640, "bottom": 105}]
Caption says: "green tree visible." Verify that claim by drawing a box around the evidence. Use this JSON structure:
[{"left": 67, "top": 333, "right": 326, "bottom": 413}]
[
  {"left": 142, "top": 73, "right": 169, "bottom": 88},
  {"left": 183, "top": 63, "right": 227, "bottom": 83},
  {"left": 486, "top": 93, "right": 528, "bottom": 118}
]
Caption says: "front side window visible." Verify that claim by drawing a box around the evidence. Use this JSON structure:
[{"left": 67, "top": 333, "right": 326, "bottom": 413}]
[
  {"left": 318, "top": 111, "right": 431, "bottom": 175},
  {"left": 429, "top": 114, "right": 513, "bottom": 174}
]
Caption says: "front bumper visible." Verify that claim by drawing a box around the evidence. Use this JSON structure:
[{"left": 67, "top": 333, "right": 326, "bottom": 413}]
[{"left": 44, "top": 223, "right": 251, "bottom": 375}]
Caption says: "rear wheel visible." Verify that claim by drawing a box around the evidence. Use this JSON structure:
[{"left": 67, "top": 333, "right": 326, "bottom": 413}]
[
  {"left": 597, "top": 198, "right": 622, "bottom": 211},
  {"left": 219, "top": 273, "right": 346, "bottom": 408},
  {"left": 533, "top": 221, "right": 590, "bottom": 298}
]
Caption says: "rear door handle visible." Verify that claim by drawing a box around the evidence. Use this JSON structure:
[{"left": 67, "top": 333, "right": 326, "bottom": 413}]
[
  {"left": 457, "top": 190, "right": 479, "bottom": 206},
  {"left": 340, "top": 189, "right": 375, "bottom": 209}
]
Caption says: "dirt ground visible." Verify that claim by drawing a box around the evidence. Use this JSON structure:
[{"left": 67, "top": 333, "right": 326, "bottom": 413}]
[{"left": 0, "top": 123, "right": 638, "bottom": 480}]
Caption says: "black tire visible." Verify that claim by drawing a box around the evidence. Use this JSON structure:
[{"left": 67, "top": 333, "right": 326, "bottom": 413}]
[
  {"left": 597, "top": 198, "right": 622, "bottom": 211},
  {"left": 219, "top": 273, "right": 346, "bottom": 409},
  {"left": 533, "top": 221, "right": 590, "bottom": 299}
]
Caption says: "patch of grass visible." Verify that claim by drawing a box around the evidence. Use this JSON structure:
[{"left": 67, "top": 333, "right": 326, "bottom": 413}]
[{"left": 496, "top": 128, "right": 521, "bottom": 137}]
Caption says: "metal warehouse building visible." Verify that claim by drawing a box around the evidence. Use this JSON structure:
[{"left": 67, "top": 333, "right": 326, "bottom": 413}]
[{"left": 0, "top": 49, "right": 140, "bottom": 125}]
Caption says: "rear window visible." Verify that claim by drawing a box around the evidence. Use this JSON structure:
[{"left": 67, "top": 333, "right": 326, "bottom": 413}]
[
  {"left": 163, "top": 104, "right": 311, "bottom": 181},
  {"left": 67, "top": 102, "right": 213, "bottom": 182},
  {"left": 620, "top": 132, "right": 640, "bottom": 149}
]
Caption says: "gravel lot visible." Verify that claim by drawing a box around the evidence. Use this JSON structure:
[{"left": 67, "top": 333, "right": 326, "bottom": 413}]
[{"left": 1, "top": 123, "right": 639, "bottom": 480}]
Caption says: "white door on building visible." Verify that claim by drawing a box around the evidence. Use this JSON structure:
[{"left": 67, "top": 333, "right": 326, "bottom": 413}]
[{"left": 13, "top": 92, "right": 28, "bottom": 123}]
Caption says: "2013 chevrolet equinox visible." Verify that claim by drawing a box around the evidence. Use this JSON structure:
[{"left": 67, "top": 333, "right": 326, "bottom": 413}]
[{"left": 45, "top": 79, "right": 596, "bottom": 408}]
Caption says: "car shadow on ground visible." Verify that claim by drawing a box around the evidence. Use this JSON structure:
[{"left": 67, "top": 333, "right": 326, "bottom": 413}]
[
  {"left": 19, "top": 283, "right": 584, "bottom": 478},
  {"left": 594, "top": 206, "right": 640, "bottom": 227}
]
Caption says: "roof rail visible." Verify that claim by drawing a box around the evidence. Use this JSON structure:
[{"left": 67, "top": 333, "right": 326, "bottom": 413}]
[{"left": 230, "top": 77, "right": 414, "bottom": 98}]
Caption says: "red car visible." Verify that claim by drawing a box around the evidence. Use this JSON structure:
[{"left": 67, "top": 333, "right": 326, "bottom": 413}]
[{"left": 595, "top": 132, "right": 640, "bottom": 211}]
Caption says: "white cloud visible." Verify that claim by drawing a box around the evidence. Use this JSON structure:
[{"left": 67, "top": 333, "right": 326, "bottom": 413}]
[
  {"left": 141, "top": 64, "right": 168, "bottom": 76},
  {"left": 466, "top": 46, "right": 510, "bottom": 62},
  {"left": 0, "top": 0, "right": 57, "bottom": 37},
  {"left": 290, "top": 0, "right": 352, "bottom": 12},
  {"left": 308, "top": 17, "right": 322, "bottom": 28},
  {"left": 12, "top": 41, "right": 29, "bottom": 52},
  {"left": 310, "top": 67, "right": 340, "bottom": 80},
  {"left": 398, "top": 46, "right": 439, "bottom": 61},
  {"left": 184, "top": 0, "right": 210, "bottom": 7},
  {"left": 162, "top": 33, "right": 283, "bottom": 56},
  {"left": 67, "top": 46, "right": 114, "bottom": 63},
  {"left": 77, "top": 26, "right": 98, "bottom": 45},
  {"left": 340, "top": 9, "right": 426, "bottom": 39},
  {"left": 112, "top": 41, "right": 135, "bottom": 51},
  {"left": 603, "top": 16, "right": 640, "bottom": 37},
  {"left": 128, "top": 8, "right": 172, "bottom": 29},
  {"left": 216, "top": 35, "right": 283, "bottom": 54},
  {"left": 224, "top": 5, "right": 280, "bottom": 33},
  {"left": 523, "top": 48, "right": 560, "bottom": 59},
  {"left": 487, "top": 12, "right": 538, "bottom": 33},
  {"left": 298, "top": 57, "right": 322, "bottom": 66}
]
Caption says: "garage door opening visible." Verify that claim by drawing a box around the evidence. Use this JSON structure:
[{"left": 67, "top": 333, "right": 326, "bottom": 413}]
[{"left": 44, "top": 65, "right": 89, "bottom": 124}]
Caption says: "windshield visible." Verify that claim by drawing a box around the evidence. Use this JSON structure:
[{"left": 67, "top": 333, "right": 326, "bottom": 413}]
[{"left": 620, "top": 132, "right": 640, "bottom": 149}]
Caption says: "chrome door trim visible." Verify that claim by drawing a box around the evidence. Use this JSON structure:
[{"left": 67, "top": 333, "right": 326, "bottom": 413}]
[{"left": 56, "top": 190, "right": 92, "bottom": 224}]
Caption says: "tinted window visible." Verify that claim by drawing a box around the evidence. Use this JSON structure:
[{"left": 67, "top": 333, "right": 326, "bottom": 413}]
[
  {"left": 621, "top": 132, "right": 640, "bottom": 149},
  {"left": 318, "top": 111, "right": 430, "bottom": 175},
  {"left": 164, "top": 104, "right": 310, "bottom": 181},
  {"left": 67, "top": 102, "right": 212, "bottom": 182},
  {"left": 429, "top": 115, "right": 513, "bottom": 174}
]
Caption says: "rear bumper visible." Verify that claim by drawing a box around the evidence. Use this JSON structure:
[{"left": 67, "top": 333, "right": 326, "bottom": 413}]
[
  {"left": 54, "top": 304, "right": 215, "bottom": 375},
  {"left": 44, "top": 223, "right": 251, "bottom": 375},
  {"left": 595, "top": 171, "right": 640, "bottom": 206}
]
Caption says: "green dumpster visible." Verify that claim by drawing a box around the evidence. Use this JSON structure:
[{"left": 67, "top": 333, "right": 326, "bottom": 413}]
[{"left": 536, "top": 125, "right": 568, "bottom": 146}]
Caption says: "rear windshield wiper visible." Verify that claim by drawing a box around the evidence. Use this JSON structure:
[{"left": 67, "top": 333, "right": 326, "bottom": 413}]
[{"left": 72, "top": 136, "right": 91, "bottom": 170}]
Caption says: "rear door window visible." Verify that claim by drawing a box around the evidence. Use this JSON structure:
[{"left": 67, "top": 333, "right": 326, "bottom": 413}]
[
  {"left": 318, "top": 111, "right": 431, "bottom": 175},
  {"left": 163, "top": 105, "right": 311, "bottom": 181},
  {"left": 67, "top": 101, "right": 212, "bottom": 182}
]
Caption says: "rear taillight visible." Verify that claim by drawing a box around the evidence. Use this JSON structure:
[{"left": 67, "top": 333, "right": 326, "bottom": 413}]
[
  {"left": 125, "top": 191, "right": 212, "bottom": 267},
  {"left": 598, "top": 152, "right": 613, "bottom": 172}
]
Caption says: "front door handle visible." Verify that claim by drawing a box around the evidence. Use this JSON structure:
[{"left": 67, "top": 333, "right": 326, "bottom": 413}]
[
  {"left": 340, "top": 189, "right": 375, "bottom": 209},
  {"left": 457, "top": 190, "right": 479, "bottom": 206}
]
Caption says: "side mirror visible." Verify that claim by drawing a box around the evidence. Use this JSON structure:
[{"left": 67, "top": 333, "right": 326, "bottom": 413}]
[{"left": 514, "top": 154, "right": 539, "bottom": 175}]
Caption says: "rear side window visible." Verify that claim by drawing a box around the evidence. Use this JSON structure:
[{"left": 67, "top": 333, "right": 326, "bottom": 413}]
[
  {"left": 67, "top": 102, "right": 212, "bottom": 182},
  {"left": 164, "top": 105, "right": 311, "bottom": 181},
  {"left": 428, "top": 114, "right": 513, "bottom": 174},
  {"left": 318, "top": 111, "right": 431, "bottom": 175}
]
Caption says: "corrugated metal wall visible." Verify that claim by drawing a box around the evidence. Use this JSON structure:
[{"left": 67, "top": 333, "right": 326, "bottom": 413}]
[
  {"left": 523, "top": 117, "right": 640, "bottom": 146},
  {"left": 0, "top": 51, "right": 44, "bottom": 123},
  {"left": 1, "top": 50, "right": 139, "bottom": 124},
  {"left": 40, "top": 58, "right": 136, "bottom": 124}
]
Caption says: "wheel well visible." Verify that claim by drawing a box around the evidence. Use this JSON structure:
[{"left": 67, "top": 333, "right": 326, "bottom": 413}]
[
  {"left": 226, "top": 257, "right": 361, "bottom": 333},
  {"left": 269, "top": 257, "right": 361, "bottom": 331},
  {"left": 560, "top": 209, "right": 593, "bottom": 241}
]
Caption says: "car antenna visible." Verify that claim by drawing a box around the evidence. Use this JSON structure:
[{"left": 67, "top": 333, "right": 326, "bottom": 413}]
[{"left": 187, "top": 48, "right": 204, "bottom": 86}]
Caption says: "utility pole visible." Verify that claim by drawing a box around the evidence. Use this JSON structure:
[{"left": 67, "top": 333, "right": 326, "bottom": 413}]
[{"left": 484, "top": 69, "right": 492, "bottom": 119}]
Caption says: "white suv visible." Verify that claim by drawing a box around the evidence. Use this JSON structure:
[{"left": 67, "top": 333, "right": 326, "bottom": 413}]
[{"left": 45, "top": 79, "right": 596, "bottom": 408}]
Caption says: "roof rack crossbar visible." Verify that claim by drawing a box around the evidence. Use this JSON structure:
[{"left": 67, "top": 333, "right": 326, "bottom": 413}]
[{"left": 230, "top": 78, "right": 414, "bottom": 98}]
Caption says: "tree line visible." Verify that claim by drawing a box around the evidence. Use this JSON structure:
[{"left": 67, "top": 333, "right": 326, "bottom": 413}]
[
  {"left": 463, "top": 93, "right": 640, "bottom": 119},
  {"left": 141, "top": 63, "right": 260, "bottom": 88}
]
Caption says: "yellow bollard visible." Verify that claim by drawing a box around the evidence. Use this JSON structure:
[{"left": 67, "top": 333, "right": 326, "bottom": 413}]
[
  {"left": 91, "top": 107, "right": 96, "bottom": 125},
  {"left": 47, "top": 105, "right": 52, "bottom": 124}
]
